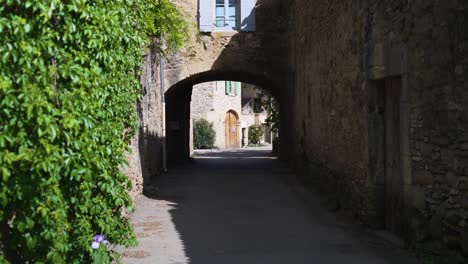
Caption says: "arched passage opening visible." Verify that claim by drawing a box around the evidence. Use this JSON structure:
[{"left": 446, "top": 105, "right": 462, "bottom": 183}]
[{"left": 165, "top": 70, "right": 281, "bottom": 166}]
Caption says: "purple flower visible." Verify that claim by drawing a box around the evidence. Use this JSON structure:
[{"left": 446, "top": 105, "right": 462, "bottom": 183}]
[
  {"left": 93, "top": 234, "right": 105, "bottom": 243},
  {"left": 91, "top": 241, "right": 100, "bottom": 249},
  {"left": 91, "top": 234, "right": 110, "bottom": 249}
]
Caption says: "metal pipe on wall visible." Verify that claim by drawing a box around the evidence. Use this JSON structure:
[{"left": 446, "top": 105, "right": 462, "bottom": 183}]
[{"left": 160, "top": 53, "right": 167, "bottom": 172}]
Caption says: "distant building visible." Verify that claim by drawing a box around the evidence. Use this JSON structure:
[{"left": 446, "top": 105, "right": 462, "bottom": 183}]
[{"left": 190, "top": 81, "right": 271, "bottom": 149}]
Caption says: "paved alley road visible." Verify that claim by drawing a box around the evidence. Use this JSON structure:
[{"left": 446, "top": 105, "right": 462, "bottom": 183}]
[{"left": 122, "top": 148, "right": 419, "bottom": 264}]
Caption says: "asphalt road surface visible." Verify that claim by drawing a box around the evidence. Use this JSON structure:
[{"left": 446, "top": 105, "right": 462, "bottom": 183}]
[{"left": 121, "top": 148, "right": 419, "bottom": 264}]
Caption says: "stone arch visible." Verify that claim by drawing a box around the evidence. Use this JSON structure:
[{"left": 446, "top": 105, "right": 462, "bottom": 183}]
[
  {"left": 164, "top": 30, "right": 285, "bottom": 98},
  {"left": 161, "top": 0, "right": 291, "bottom": 164},
  {"left": 165, "top": 69, "right": 280, "bottom": 97},
  {"left": 165, "top": 69, "right": 280, "bottom": 165}
]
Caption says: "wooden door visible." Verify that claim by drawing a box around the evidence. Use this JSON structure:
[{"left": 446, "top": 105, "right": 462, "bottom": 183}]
[
  {"left": 225, "top": 111, "right": 238, "bottom": 148},
  {"left": 384, "top": 77, "right": 403, "bottom": 234}
]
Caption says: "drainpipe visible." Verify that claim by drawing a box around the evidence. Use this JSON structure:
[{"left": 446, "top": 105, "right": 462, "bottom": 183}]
[{"left": 160, "top": 53, "right": 167, "bottom": 172}]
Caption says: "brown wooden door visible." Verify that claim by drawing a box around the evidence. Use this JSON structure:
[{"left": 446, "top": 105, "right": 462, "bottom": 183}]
[
  {"left": 384, "top": 77, "right": 403, "bottom": 234},
  {"left": 225, "top": 111, "right": 238, "bottom": 148}
]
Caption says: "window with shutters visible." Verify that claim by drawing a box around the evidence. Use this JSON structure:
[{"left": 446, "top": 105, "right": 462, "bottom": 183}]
[
  {"left": 225, "top": 81, "right": 239, "bottom": 96},
  {"left": 215, "top": 0, "right": 238, "bottom": 30},
  {"left": 199, "top": 0, "right": 256, "bottom": 32}
]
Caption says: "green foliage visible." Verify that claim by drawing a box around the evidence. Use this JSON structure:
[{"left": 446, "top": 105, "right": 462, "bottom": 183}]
[
  {"left": 258, "top": 90, "right": 280, "bottom": 133},
  {"left": 140, "top": 0, "right": 189, "bottom": 54},
  {"left": 193, "top": 119, "right": 216, "bottom": 149},
  {"left": 248, "top": 124, "right": 264, "bottom": 144},
  {"left": 0, "top": 0, "right": 187, "bottom": 262}
]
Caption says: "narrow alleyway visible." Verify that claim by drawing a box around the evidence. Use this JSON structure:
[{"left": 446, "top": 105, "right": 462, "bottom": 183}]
[{"left": 122, "top": 148, "right": 418, "bottom": 264}]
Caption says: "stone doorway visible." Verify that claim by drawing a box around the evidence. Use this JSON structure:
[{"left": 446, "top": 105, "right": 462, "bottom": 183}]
[{"left": 225, "top": 110, "right": 239, "bottom": 148}]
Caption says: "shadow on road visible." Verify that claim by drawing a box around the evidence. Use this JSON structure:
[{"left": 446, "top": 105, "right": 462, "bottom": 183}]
[
  {"left": 132, "top": 149, "right": 419, "bottom": 264},
  {"left": 194, "top": 148, "right": 275, "bottom": 159}
]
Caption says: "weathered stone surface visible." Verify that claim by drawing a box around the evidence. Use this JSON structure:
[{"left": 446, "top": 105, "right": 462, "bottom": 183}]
[
  {"left": 462, "top": 231, "right": 468, "bottom": 254},
  {"left": 124, "top": 46, "right": 164, "bottom": 201},
  {"left": 414, "top": 170, "right": 434, "bottom": 185},
  {"left": 430, "top": 215, "right": 444, "bottom": 238},
  {"left": 459, "top": 181, "right": 468, "bottom": 191},
  {"left": 412, "top": 186, "right": 427, "bottom": 209},
  {"left": 446, "top": 171, "right": 458, "bottom": 187},
  {"left": 282, "top": 0, "right": 467, "bottom": 259}
]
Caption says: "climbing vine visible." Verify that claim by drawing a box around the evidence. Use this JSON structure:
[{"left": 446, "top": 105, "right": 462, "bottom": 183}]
[
  {"left": 0, "top": 0, "right": 187, "bottom": 263},
  {"left": 140, "top": 0, "right": 190, "bottom": 53},
  {"left": 259, "top": 91, "right": 280, "bottom": 133}
]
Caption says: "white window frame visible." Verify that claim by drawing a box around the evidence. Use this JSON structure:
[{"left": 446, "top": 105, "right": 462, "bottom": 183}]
[{"left": 214, "top": 0, "right": 239, "bottom": 31}]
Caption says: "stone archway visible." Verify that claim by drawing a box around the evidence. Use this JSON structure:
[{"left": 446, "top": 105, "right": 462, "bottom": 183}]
[
  {"left": 165, "top": 70, "right": 279, "bottom": 165},
  {"left": 162, "top": 0, "right": 289, "bottom": 165}
]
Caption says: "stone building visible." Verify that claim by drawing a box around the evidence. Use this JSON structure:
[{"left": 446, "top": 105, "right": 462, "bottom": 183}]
[
  {"left": 190, "top": 81, "right": 269, "bottom": 149},
  {"left": 126, "top": 0, "right": 468, "bottom": 260}
]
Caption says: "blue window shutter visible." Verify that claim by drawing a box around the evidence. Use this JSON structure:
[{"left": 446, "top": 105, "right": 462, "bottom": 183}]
[
  {"left": 234, "top": 82, "right": 239, "bottom": 95},
  {"left": 225, "top": 81, "right": 231, "bottom": 94},
  {"left": 200, "top": 0, "right": 214, "bottom": 32},
  {"left": 240, "top": 0, "right": 256, "bottom": 31}
]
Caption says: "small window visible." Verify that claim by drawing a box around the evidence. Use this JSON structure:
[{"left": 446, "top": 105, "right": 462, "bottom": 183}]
[
  {"left": 253, "top": 98, "right": 262, "bottom": 113},
  {"left": 199, "top": 0, "right": 256, "bottom": 32},
  {"left": 215, "top": 0, "right": 225, "bottom": 28},
  {"left": 225, "top": 81, "right": 240, "bottom": 95},
  {"left": 215, "top": 0, "right": 238, "bottom": 30}
]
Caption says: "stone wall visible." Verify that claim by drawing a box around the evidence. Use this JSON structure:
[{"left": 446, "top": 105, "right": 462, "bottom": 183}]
[
  {"left": 166, "top": 0, "right": 287, "bottom": 93},
  {"left": 287, "top": 0, "right": 373, "bottom": 222},
  {"left": 124, "top": 45, "right": 165, "bottom": 200},
  {"left": 286, "top": 0, "right": 468, "bottom": 259},
  {"left": 405, "top": 1, "right": 468, "bottom": 258},
  {"left": 191, "top": 82, "right": 215, "bottom": 121}
]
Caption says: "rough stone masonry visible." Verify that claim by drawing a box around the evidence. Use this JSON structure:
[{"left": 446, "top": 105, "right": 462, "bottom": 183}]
[{"left": 284, "top": 0, "right": 468, "bottom": 261}]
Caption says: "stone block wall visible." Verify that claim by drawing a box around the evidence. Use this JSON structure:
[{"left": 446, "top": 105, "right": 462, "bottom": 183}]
[
  {"left": 124, "top": 45, "right": 165, "bottom": 200},
  {"left": 287, "top": 0, "right": 373, "bottom": 221},
  {"left": 166, "top": 0, "right": 287, "bottom": 93},
  {"left": 286, "top": 0, "right": 468, "bottom": 258},
  {"left": 406, "top": 0, "right": 468, "bottom": 256},
  {"left": 191, "top": 82, "right": 215, "bottom": 121}
]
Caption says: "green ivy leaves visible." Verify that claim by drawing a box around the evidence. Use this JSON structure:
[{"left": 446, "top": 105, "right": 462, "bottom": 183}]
[
  {"left": 0, "top": 0, "right": 187, "bottom": 263},
  {"left": 139, "top": 0, "right": 189, "bottom": 53}
]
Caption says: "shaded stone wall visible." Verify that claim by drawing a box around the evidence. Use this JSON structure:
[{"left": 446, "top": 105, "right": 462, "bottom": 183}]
[
  {"left": 404, "top": 1, "right": 468, "bottom": 257},
  {"left": 166, "top": 0, "right": 287, "bottom": 94},
  {"left": 124, "top": 46, "right": 165, "bottom": 200},
  {"left": 287, "top": 0, "right": 373, "bottom": 222},
  {"left": 287, "top": 0, "right": 468, "bottom": 258}
]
